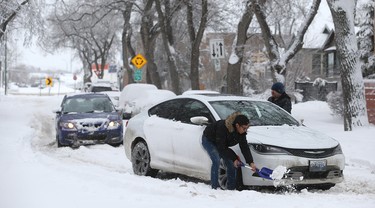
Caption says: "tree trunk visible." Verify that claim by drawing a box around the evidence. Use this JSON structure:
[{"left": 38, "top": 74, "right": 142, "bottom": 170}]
[
  {"left": 155, "top": 0, "right": 181, "bottom": 94},
  {"left": 186, "top": 0, "right": 208, "bottom": 90},
  {"left": 140, "top": 0, "right": 162, "bottom": 88},
  {"left": 327, "top": 0, "right": 369, "bottom": 131},
  {"left": 227, "top": 0, "right": 253, "bottom": 95},
  {"left": 121, "top": 4, "right": 135, "bottom": 87}
]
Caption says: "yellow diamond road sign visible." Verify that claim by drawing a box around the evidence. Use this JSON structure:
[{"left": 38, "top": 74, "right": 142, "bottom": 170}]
[
  {"left": 45, "top": 77, "right": 53, "bottom": 86},
  {"left": 131, "top": 54, "right": 147, "bottom": 69}
]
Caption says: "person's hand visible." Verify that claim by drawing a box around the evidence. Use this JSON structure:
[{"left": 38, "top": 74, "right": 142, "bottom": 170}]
[
  {"left": 234, "top": 159, "right": 242, "bottom": 168},
  {"left": 249, "top": 162, "right": 257, "bottom": 172}
]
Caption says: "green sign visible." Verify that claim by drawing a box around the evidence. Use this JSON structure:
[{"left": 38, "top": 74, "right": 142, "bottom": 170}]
[{"left": 134, "top": 70, "right": 142, "bottom": 81}]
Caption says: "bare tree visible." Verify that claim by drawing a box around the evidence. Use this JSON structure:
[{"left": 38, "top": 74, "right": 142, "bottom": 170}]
[
  {"left": 226, "top": 0, "right": 254, "bottom": 95},
  {"left": 185, "top": 0, "right": 208, "bottom": 90},
  {"left": 155, "top": 0, "right": 183, "bottom": 94},
  {"left": 356, "top": 1, "right": 375, "bottom": 77},
  {"left": 47, "top": 0, "right": 120, "bottom": 83},
  {"left": 0, "top": 0, "right": 45, "bottom": 43},
  {"left": 327, "top": 0, "right": 368, "bottom": 131},
  {"left": 140, "top": 0, "right": 162, "bottom": 88},
  {"left": 251, "top": 0, "right": 321, "bottom": 83},
  {"left": 0, "top": 0, "right": 29, "bottom": 40},
  {"left": 120, "top": 1, "right": 136, "bottom": 86}
]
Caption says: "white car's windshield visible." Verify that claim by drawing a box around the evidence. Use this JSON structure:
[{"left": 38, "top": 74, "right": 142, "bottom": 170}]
[{"left": 209, "top": 100, "right": 299, "bottom": 126}]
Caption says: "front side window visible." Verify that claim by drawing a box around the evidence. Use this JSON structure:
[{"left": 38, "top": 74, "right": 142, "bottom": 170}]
[
  {"left": 178, "top": 99, "right": 213, "bottom": 124},
  {"left": 209, "top": 100, "right": 299, "bottom": 126}
]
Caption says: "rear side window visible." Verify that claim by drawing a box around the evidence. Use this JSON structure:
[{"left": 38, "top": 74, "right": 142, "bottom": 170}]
[
  {"left": 149, "top": 98, "right": 213, "bottom": 124},
  {"left": 149, "top": 99, "right": 183, "bottom": 120},
  {"left": 91, "top": 86, "right": 113, "bottom": 92}
]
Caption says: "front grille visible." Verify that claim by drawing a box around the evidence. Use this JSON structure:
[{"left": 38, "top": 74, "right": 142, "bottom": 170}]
[
  {"left": 83, "top": 135, "right": 106, "bottom": 140},
  {"left": 80, "top": 121, "right": 103, "bottom": 128},
  {"left": 285, "top": 147, "right": 336, "bottom": 158},
  {"left": 286, "top": 166, "right": 343, "bottom": 180}
]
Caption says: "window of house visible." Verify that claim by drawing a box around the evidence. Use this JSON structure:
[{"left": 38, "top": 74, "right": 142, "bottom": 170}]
[
  {"left": 327, "top": 52, "right": 335, "bottom": 77},
  {"left": 312, "top": 54, "right": 322, "bottom": 75}
]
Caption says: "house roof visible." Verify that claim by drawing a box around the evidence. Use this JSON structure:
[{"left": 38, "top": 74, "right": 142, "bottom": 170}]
[{"left": 303, "top": 0, "right": 334, "bottom": 49}]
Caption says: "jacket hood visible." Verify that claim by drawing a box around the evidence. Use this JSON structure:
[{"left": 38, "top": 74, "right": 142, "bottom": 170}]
[{"left": 225, "top": 112, "right": 241, "bottom": 133}]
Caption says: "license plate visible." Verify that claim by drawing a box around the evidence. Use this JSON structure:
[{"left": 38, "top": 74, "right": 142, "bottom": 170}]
[{"left": 309, "top": 160, "right": 327, "bottom": 172}]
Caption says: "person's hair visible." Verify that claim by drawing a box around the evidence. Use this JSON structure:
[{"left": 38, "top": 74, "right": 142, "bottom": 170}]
[{"left": 233, "top": 114, "right": 249, "bottom": 126}]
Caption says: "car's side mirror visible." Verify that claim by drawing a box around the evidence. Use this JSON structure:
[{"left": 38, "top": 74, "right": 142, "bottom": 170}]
[
  {"left": 299, "top": 118, "right": 305, "bottom": 126},
  {"left": 53, "top": 109, "right": 61, "bottom": 115},
  {"left": 123, "top": 112, "right": 132, "bottom": 120},
  {"left": 190, "top": 116, "right": 210, "bottom": 125}
]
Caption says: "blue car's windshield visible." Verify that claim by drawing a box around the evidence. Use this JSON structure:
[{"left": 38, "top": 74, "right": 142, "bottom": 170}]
[
  {"left": 209, "top": 100, "right": 299, "bottom": 126},
  {"left": 62, "top": 97, "right": 115, "bottom": 113}
]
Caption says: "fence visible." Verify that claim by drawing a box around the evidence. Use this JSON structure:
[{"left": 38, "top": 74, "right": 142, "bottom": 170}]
[{"left": 364, "top": 80, "right": 375, "bottom": 125}]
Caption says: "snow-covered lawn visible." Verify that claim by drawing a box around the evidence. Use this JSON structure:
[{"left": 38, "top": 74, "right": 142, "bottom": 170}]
[{"left": 0, "top": 94, "right": 374, "bottom": 208}]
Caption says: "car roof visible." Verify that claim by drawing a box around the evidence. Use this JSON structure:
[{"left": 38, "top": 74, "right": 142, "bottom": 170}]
[
  {"left": 65, "top": 92, "right": 110, "bottom": 99},
  {"left": 172, "top": 93, "right": 267, "bottom": 103}
]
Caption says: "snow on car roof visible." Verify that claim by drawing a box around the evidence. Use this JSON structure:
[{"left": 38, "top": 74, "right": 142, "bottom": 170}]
[
  {"left": 175, "top": 93, "right": 267, "bottom": 102},
  {"left": 65, "top": 92, "right": 109, "bottom": 99}
]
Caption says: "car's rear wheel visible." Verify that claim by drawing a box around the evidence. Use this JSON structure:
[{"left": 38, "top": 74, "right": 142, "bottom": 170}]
[{"left": 131, "top": 141, "right": 158, "bottom": 177}]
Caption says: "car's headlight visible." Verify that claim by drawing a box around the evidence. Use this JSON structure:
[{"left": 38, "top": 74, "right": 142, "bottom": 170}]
[
  {"left": 60, "top": 122, "right": 77, "bottom": 130},
  {"left": 332, "top": 144, "right": 343, "bottom": 154},
  {"left": 107, "top": 120, "right": 122, "bottom": 129},
  {"left": 251, "top": 144, "right": 291, "bottom": 155}
]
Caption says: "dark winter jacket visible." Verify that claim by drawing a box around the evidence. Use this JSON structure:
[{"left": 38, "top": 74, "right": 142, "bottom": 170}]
[
  {"left": 202, "top": 114, "right": 254, "bottom": 165},
  {"left": 268, "top": 92, "right": 292, "bottom": 113}
]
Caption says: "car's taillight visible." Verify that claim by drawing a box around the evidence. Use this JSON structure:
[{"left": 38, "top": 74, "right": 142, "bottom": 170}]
[{"left": 125, "top": 120, "right": 129, "bottom": 127}]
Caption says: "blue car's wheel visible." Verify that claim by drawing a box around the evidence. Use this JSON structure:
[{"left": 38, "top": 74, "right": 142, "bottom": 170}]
[
  {"left": 131, "top": 141, "right": 158, "bottom": 177},
  {"left": 56, "top": 136, "right": 64, "bottom": 148}
]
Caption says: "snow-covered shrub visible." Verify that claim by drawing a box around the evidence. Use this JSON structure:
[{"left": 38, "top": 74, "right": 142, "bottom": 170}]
[{"left": 327, "top": 91, "right": 344, "bottom": 117}]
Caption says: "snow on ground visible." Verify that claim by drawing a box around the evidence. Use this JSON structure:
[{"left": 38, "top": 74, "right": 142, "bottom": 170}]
[{"left": 0, "top": 89, "right": 375, "bottom": 208}]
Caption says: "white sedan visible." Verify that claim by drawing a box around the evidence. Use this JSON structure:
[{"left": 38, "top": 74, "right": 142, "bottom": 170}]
[{"left": 123, "top": 94, "right": 345, "bottom": 190}]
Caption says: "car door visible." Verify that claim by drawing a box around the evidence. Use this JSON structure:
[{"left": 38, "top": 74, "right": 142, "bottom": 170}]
[
  {"left": 170, "top": 99, "right": 215, "bottom": 178},
  {"left": 144, "top": 99, "right": 185, "bottom": 170}
]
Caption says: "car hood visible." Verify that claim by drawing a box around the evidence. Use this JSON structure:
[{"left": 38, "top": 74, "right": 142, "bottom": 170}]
[
  {"left": 247, "top": 125, "right": 339, "bottom": 149},
  {"left": 60, "top": 112, "right": 120, "bottom": 121}
]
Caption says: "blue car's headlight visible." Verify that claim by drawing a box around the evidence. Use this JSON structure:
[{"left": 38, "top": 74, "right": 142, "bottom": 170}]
[
  {"left": 107, "top": 120, "right": 122, "bottom": 130},
  {"left": 60, "top": 122, "right": 77, "bottom": 130},
  {"left": 252, "top": 144, "right": 291, "bottom": 155}
]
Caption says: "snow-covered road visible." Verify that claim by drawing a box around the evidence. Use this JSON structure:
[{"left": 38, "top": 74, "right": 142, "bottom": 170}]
[{"left": 0, "top": 95, "right": 374, "bottom": 208}]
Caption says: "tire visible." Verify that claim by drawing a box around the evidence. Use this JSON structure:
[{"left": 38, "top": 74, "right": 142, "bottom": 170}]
[
  {"left": 131, "top": 141, "right": 158, "bottom": 177},
  {"left": 218, "top": 158, "right": 228, "bottom": 190},
  {"left": 56, "top": 136, "right": 65, "bottom": 148}
]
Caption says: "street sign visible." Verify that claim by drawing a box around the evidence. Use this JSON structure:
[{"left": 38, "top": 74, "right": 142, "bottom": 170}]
[
  {"left": 45, "top": 77, "right": 53, "bottom": 86},
  {"left": 131, "top": 54, "right": 148, "bottom": 69},
  {"left": 209, "top": 39, "right": 225, "bottom": 59},
  {"left": 214, "top": 59, "right": 221, "bottom": 71},
  {"left": 134, "top": 70, "right": 142, "bottom": 81}
]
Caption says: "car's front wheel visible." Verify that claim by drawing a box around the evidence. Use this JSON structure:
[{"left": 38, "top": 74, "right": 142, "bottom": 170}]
[
  {"left": 218, "top": 159, "right": 228, "bottom": 190},
  {"left": 131, "top": 141, "right": 158, "bottom": 177}
]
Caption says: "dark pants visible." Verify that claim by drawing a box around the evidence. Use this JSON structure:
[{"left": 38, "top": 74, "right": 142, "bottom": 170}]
[{"left": 202, "top": 136, "right": 237, "bottom": 190}]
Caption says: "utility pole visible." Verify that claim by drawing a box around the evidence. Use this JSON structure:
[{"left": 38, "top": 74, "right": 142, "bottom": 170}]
[{"left": 4, "top": 32, "right": 7, "bottom": 95}]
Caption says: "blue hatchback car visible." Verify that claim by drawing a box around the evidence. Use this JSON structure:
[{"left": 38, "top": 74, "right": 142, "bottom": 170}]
[{"left": 55, "top": 93, "right": 123, "bottom": 148}]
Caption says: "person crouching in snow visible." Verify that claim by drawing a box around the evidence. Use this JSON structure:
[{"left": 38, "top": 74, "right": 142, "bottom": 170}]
[{"left": 201, "top": 112, "right": 256, "bottom": 190}]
